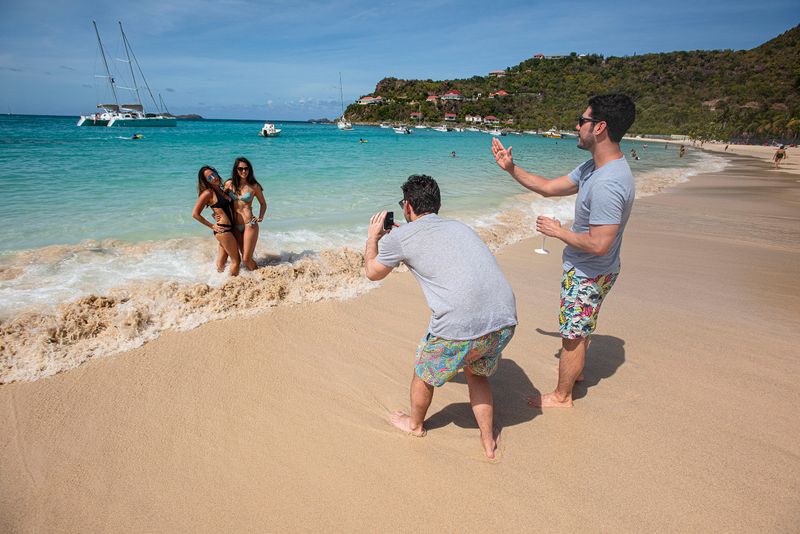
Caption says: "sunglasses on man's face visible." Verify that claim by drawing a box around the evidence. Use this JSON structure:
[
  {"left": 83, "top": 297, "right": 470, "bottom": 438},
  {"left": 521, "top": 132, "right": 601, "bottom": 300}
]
[
  {"left": 237, "top": 166, "right": 249, "bottom": 171},
  {"left": 398, "top": 199, "right": 407, "bottom": 208},
  {"left": 577, "top": 116, "right": 602, "bottom": 127}
]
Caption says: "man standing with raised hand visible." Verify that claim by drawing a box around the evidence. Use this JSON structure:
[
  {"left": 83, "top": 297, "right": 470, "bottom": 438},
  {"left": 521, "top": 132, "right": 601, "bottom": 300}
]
[
  {"left": 492, "top": 94, "right": 636, "bottom": 408},
  {"left": 364, "top": 174, "right": 517, "bottom": 459}
]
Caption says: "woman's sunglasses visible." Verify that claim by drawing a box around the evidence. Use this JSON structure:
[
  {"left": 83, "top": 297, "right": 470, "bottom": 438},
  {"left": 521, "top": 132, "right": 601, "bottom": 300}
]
[{"left": 237, "top": 166, "right": 249, "bottom": 172}]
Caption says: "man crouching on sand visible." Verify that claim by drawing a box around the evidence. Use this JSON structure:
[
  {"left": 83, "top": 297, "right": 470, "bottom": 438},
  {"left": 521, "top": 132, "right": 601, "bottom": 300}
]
[{"left": 364, "top": 174, "right": 517, "bottom": 459}]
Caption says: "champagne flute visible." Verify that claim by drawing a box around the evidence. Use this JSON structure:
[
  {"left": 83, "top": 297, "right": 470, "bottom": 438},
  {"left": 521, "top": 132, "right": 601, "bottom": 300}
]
[{"left": 535, "top": 214, "right": 554, "bottom": 255}]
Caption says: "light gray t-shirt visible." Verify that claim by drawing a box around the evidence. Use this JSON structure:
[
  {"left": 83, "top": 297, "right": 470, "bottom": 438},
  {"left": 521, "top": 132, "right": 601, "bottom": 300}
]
[
  {"left": 377, "top": 213, "right": 517, "bottom": 340},
  {"left": 562, "top": 157, "right": 635, "bottom": 277}
]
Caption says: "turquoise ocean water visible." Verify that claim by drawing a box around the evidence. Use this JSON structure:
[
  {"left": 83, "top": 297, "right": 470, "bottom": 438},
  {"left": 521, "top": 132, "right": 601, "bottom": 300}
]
[{"left": 0, "top": 114, "right": 726, "bottom": 381}]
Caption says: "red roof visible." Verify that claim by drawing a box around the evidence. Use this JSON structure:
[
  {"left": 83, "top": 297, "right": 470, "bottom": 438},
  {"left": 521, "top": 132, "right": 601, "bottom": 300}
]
[
  {"left": 410, "top": 112, "right": 422, "bottom": 116},
  {"left": 426, "top": 95, "right": 438, "bottom": 100},
  {"left": 484, "top": 115, "right": 498, "bottom": 120},
  {"left": 495, "top": 90, "right": 509, "bottom": 96},
  {"left": 444, "top": 113, "right": 456, "bottom": 117},
  {"left": 443, "top": 90, "right": 462, "bottom": 95}
]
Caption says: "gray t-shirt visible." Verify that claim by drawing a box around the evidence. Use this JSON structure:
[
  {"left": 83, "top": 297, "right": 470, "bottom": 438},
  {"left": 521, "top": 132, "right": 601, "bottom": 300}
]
[
  {"left": 562, "top": 157, "right": 635, "bottom": 277},
  {"left": 377, "top": 213, "right": 517, "bottom": 340}
]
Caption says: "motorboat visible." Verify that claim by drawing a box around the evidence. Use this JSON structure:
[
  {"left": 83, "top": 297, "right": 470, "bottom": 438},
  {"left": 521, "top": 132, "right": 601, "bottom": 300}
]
[
  {"left": 393, "top": 126, "right": 412, "bottom": 134},
  {"left": 488, "top": 129, "right": 505, "bottom": 136},
  {"left": 414, "top": 124, "right": 428, "bottom": 129},
  {"left": 258, "top": 122, "right": 281, "bottom": 137},
  {"left": 432, "top": 125, "right": 449, "bottom": 132},
  {"left": 542, "top": 128, "right": 562, "bottom": 139},
  {"left": 379, "top": 123, "right": 391, "bottom": 128}
]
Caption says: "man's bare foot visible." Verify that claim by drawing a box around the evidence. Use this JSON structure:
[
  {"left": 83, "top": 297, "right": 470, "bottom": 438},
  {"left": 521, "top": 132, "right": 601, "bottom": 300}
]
[
  {"left": 526, "top": 392, "right": 573, "bottom": 408},
  {"left": 481, "top": 428, "right": 500, "bottom": 460},
  {"left": 390, "top": 411, "right": 426, "bottom": 437}
]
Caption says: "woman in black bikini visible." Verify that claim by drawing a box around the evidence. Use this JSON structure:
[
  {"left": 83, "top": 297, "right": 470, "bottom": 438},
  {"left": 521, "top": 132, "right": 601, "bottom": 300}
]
[{"left": 192, "top": 166, "right": 241, "bottom": 276}]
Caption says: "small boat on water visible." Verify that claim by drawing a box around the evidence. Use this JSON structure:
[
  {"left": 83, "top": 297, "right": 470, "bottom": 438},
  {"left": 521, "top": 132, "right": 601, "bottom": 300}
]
[
  {"left": 542, "top": 128, "right": 562, "bottom": 139},
  {"left": 258, "top": 122, "right": 281, "bottom": 137},
  {"left": 432, "top": 125, "right": 449, "bottom": 132},
  {"left": 466, "top": 127, "right": 480, "bottom": 132},
  {"left": 379, "top": 123, "right": 392, "bottom": 128},
  {"left": 393, "top": 126, "right": 412, "bottom": 134},
  {"left": 336, "top": 73, "right": 353, "bottom": 130},
  {"left": 414, "top": 125, "right": 428, "bottom": 129},
  {"left": 453, "top": 127, "right": 465, "bottom": 132},
  {"left": 488, "top": 128, "right": 505, "bottom": 136}
]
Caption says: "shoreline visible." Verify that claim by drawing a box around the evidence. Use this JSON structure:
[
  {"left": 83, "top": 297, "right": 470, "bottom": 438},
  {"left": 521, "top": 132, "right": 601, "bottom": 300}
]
[
  {"left": 1, "top": 149, "right": 798, "bottom": 531},
  {"left": 0, "top": 150, "right": 723, "bottom": 384}
]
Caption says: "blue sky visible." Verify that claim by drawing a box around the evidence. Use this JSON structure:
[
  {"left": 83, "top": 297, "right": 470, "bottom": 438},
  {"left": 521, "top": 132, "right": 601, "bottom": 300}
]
[{"left": 0, "top": 0, "right": 796, "bottom": 120}]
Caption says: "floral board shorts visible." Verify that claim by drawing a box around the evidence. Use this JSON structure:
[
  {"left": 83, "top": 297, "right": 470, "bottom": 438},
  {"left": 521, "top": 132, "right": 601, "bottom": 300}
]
[
  {"left": 559, "top": 268, "right": 619, "bottom": 339},
  {"left": 415, "top": 326, "right": 516, "bottom": 387}
]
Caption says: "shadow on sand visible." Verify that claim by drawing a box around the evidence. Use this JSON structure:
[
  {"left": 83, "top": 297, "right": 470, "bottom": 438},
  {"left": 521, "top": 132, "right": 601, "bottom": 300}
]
[
  {"left": 424, "top": 329, "right": 626, "bottom": 431},
  {"left": 424, "top": 358, "right": 542, "bottom": 432},
  {"left": 535, "top": 328, "right": 626, "bottom": 401}
]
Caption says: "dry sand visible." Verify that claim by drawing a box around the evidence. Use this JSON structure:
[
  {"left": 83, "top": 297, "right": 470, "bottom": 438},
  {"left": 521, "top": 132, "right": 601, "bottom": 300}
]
[{"left": 1, "top": 152, "right": 799, "bottom": 532}]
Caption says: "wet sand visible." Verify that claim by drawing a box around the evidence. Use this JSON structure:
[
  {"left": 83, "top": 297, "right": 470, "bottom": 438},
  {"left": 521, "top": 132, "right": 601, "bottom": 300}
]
[{"left": 1, "top": 152, "right": 799, "bottom": 532}]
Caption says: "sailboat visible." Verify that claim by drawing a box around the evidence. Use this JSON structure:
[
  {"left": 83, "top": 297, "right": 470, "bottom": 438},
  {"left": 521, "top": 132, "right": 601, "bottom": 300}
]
[
  {"left": 77, "top": 21, "right": 175, "bottom": 127},
  {"left": 336, "top": 72, "right": 353, "bottom": 131}
]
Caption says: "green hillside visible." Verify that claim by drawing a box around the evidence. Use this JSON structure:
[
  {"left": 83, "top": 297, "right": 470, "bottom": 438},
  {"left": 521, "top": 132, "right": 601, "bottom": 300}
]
[{"left": 345, "top": 25, "right": 800, "bottom": 141}]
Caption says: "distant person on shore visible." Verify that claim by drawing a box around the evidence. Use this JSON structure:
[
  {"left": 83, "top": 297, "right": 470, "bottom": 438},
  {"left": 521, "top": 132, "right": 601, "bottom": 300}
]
[
  {"left": 679, "top": 145, "right": 686, "bottom": 158},
  {"left": 724, "top": 144, "right": 729, "bottom": 151},
  {"left": 364, "top": 174, "right": 517, "bottom": 458},
  {"left": 773, "top": 145, "right": 787, "bottom": 169},
  {"left": 192, "top": 166, "right": 241, "bottom": 276},
  {"left": 222, "top": 157, "right": 266, "bottom": 271},
  {"left": 491, "top": 93, "right": 636, "bottom": 408}
]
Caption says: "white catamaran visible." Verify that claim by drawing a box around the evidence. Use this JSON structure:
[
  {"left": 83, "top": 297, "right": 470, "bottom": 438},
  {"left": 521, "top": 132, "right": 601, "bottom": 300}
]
[{"left": 77, "top": 21, "right": 176, "bottom": 127}]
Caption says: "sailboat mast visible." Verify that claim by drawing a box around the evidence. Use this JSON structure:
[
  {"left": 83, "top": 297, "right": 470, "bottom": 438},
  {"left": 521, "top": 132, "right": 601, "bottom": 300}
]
[
  {"left": 120, "top": 22, "right": 161, "bottom": 114},
  {"left": 93, "top": 20, "right": 120, "bottom": 108},
  {"left": 339, "top": 72, "right": 345, "bottom": 117},
  {"left": 119, "top": 21, "right": 143, "bottom": 110}
]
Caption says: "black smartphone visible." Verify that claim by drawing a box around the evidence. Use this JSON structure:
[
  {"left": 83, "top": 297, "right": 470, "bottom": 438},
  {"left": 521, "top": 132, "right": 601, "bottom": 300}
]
[{"left": 383, "top": 211, "right": 394, "bottom": 231}]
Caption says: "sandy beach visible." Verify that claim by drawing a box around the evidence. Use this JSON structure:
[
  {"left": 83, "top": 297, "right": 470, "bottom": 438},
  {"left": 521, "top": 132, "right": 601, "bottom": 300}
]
[{"left": 1, "top": 150, "right": 799, "bottom": 532}]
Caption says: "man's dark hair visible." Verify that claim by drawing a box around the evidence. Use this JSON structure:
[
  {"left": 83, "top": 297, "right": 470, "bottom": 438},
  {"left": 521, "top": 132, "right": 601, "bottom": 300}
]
[
  {"left": 588, "top": 94, "right": 636, "bottom": 143},
  {"left": 401, "top": 174, "right": 440, "bottom": 215}
]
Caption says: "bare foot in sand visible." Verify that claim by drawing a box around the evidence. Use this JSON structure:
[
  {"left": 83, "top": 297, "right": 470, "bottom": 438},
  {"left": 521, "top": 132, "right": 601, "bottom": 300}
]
[
  {"left": 390, "top": 411, "right": 426, "bottom": 437},
  {"left": 481, "top": 428, "right": 500, "bottom": 460},
  {"left": 526, "top": 392, "right": 573, "bottom": 408}
]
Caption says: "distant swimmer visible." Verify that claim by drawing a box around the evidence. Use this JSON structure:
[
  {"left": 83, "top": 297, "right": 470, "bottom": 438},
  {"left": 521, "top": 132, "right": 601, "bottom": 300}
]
[
  {"left": 132, "top": 133, "right": 143, "bottom": 139},
  {"left": 630, "top": 148, "right": 640, "bottom": 160},
  {"left": 642, "top": 144, "right": 648, "bottom": 150},
  {"left": 679, "top": 144, "right": 686, "bottom": 158},
  {"left": 359, "top": 138, "right": 368, "bottom": 143},
  {"left": 451, "top": 151, "right": 456, "bottom": 158}
]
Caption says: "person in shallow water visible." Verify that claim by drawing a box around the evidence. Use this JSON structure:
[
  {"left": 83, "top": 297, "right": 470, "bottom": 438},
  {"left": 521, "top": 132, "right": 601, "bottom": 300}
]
[
  {"left": 222, "top": 156, "right": 267, "bottom": 271},
  {"left": 192, "top": 166, "right": 241, "bottom": 276}
]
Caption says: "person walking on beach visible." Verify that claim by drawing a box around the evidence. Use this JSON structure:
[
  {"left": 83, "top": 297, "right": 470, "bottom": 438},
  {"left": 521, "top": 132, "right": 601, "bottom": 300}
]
[
  {"left": 773, "top": 145, "right": 787, "bottom": 169},
  {"left": 679, "top": 144, "right": 686, "bottom": 158},
  {"left": 491, "top": 93, "right": 636, "bottom": 408},
  {"left": 364, "top": 175, "right": 517, "bottom": 458}
]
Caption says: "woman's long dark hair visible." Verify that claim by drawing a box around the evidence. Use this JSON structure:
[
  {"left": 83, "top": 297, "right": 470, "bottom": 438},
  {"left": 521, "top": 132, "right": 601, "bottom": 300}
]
[
  {"left": 197, "top": 165, "right": 218, "bottom": 196},
  {"left": 230, "top": 156, "right": 262, "bottom": 194}
]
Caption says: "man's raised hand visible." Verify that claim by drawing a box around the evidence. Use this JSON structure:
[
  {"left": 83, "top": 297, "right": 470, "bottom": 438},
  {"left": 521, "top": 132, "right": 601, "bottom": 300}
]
[{"left": 492, "top": 138, "right": 514, "bottom": 173}]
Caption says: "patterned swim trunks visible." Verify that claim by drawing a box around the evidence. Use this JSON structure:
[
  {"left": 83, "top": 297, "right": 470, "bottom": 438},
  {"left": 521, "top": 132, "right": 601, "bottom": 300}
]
[
  {"left": 559, "top": 268, "right": 618, "bottom": 339},
  {"left": 414, "top": 326, "right": 515, "bottom": 387}
]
